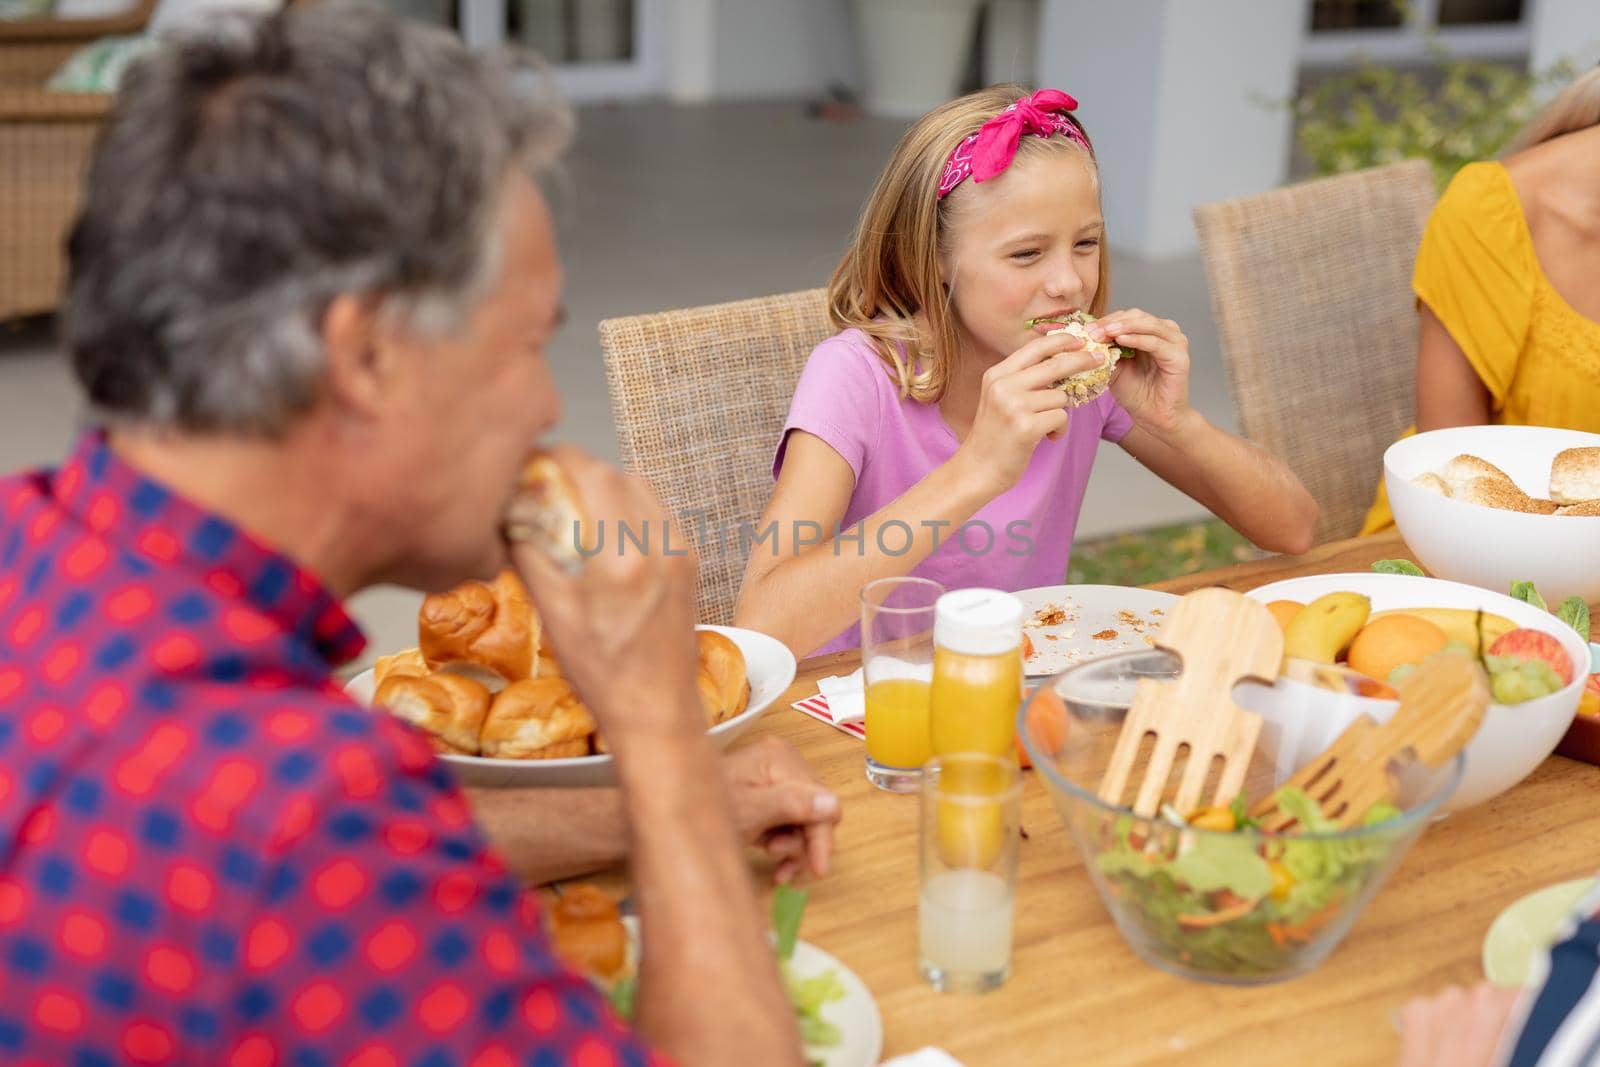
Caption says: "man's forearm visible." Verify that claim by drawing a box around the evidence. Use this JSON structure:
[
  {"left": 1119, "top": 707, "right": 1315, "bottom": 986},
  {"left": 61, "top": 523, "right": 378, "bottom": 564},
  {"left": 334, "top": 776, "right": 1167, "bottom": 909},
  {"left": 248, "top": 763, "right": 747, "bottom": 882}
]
[
  {"left": 614, "top": 732, "right": 802, "bottom": 1067},
  {"left": 465, "top": 787, "right": 626, "bottom": 885}
]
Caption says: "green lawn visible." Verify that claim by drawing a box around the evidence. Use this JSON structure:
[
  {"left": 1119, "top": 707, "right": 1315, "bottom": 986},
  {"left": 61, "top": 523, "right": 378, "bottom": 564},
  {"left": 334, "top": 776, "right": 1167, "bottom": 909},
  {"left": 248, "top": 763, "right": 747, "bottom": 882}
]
[{"left": 1066, "top": 518, "right": 1260, "bottom": 587}]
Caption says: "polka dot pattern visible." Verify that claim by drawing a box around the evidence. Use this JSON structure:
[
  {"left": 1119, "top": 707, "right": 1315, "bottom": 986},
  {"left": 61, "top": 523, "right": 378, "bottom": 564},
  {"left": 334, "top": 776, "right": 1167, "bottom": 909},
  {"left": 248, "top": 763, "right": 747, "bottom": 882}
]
[{"left": 0, "top": 437, "right": 667, "bottom": 1064}]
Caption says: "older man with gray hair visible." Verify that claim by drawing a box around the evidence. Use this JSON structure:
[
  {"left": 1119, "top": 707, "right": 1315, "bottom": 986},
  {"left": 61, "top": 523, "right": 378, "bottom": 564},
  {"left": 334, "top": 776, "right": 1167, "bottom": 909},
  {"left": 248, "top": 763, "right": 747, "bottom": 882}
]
[{"left": 0, "top": 4, "right": 835, "bottom": 1065}]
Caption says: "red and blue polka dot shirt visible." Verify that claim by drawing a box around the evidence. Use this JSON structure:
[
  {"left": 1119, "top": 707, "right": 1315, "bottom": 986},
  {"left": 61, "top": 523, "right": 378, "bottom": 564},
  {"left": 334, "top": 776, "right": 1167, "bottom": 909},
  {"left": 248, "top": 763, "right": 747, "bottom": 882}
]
[{"left": 0, "top": 434, "right": 666, "bottom": 1066}]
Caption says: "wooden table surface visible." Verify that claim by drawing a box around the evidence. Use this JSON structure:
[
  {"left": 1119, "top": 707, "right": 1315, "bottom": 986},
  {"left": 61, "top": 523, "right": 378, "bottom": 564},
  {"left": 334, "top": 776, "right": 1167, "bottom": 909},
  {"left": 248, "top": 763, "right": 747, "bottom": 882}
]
[{"left": 742, "top": 530, "right": 1600, "bottom": 1067}]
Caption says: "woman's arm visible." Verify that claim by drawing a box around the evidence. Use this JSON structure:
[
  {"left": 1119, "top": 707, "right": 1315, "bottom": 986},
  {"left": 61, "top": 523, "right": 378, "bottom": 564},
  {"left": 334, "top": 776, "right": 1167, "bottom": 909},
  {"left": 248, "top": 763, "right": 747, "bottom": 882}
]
[
  {"left": 1415, "top": 303, "right": 1493, "bottom": 430},
  {"left": 1118, "top": 415, "right": 1318, "bottom": 555},
  {"left": 733, "top": 431, "right": 1000, "bottom": 657}
]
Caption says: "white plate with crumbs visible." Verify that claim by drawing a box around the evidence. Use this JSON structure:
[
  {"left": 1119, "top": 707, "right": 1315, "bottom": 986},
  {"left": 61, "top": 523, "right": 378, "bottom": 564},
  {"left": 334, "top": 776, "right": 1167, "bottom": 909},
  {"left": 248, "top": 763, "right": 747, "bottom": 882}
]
[{"left": 1015, "top": 585, "right": 1178, "bottom": 678}]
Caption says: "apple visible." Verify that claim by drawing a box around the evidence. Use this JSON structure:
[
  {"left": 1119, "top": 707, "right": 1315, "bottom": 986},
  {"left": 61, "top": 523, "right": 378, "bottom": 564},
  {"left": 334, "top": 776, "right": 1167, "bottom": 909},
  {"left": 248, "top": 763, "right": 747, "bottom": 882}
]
[{"left": 1487, "top": 628, "right": 1575, "bottom": 688}]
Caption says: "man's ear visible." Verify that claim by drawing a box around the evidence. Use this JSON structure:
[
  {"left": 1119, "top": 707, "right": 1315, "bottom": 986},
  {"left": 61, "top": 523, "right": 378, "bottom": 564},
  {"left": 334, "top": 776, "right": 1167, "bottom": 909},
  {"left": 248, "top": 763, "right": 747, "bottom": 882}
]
[{"left": 321, "top": 293, "right": 399, "bottom": 419}]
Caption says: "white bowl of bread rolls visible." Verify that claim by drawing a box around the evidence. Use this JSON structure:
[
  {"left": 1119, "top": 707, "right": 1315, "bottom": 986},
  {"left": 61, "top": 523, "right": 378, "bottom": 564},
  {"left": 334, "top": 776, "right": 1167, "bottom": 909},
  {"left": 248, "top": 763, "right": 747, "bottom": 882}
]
[
  {"left": 345, "top": 568, "right": 796, "bottom": 788},
  {"left": 1384, "top": 426, "right": 1600, "bottom": 604}
]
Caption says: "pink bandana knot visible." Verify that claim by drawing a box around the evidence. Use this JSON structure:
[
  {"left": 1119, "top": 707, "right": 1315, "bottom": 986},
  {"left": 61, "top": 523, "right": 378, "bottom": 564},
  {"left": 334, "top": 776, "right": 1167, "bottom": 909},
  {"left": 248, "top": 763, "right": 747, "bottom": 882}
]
[{"left": 937, "top": 89, "right": 1089, "bottom": 200}]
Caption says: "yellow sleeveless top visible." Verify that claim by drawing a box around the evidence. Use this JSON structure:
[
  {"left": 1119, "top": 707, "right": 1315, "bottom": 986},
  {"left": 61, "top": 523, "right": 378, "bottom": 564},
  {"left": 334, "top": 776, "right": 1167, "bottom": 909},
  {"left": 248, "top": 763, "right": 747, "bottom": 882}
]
[{"left": 1361, "top": 161, "right": 1600, "bottom": 534}]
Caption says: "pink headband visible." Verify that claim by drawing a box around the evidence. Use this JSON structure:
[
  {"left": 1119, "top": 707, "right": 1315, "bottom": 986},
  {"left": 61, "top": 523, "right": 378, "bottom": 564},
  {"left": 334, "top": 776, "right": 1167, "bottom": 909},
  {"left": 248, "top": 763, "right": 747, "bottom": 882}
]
[{"left": 936, "top": 89, "right": 1090, "bottom": 200}]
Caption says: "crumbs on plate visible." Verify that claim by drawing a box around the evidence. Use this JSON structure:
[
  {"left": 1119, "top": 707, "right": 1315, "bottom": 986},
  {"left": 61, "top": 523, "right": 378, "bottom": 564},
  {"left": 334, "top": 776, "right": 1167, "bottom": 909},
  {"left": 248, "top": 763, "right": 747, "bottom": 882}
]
[{"left": 1033, "top": 603, "right": 1069, "bottom": 627}]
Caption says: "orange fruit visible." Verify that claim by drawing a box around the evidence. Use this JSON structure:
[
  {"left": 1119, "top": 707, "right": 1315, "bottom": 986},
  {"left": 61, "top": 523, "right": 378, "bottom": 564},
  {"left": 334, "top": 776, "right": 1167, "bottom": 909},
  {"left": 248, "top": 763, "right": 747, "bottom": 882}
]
[
  {"left": 1579, "top": 675, "right": 1600, "bottom": 719},
  {"left": 1346, "top": 613, "right": 1450, "bottom": 684},
  {"left": 1266, "top": 600, "right": 1304, "bottom": 632}
]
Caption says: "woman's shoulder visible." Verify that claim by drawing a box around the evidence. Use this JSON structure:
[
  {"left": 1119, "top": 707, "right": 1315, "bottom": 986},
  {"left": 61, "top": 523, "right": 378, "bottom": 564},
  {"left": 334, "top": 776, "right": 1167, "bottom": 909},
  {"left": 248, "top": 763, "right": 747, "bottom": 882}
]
[{"left": 1432, "top": 161, "right": 1524, "bottom": 236}]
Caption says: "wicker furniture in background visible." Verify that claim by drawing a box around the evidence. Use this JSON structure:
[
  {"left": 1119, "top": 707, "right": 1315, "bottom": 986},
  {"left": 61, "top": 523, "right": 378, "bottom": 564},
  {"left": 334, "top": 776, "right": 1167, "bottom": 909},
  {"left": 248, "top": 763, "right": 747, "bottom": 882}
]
[
  {"left": 1194, "top": 159, "right": 1437, "bottom": 544},
  {"left": 598, "top": 288, "right": 833, "bottom": 625},
  {"left": 0, "top": 0, "right": 155, "bottom": 320}
]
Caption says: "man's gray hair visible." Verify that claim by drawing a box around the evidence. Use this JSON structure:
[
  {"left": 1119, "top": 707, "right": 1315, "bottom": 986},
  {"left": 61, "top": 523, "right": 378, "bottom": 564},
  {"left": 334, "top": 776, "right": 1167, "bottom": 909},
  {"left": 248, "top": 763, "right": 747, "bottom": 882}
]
[{"left": 65, "top": 2, "right": 573, "bottom": 434}]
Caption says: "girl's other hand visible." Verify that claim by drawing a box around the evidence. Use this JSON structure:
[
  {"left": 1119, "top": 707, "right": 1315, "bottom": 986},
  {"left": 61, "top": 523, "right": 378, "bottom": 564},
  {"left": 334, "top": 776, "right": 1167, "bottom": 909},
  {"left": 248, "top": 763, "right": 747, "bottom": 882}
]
[
  {"left": 1095, "top": 309, "right": 1193, "bottom": 434},
  {"left": 960, "top": 329, "right": 1103, "bottom": 492}
]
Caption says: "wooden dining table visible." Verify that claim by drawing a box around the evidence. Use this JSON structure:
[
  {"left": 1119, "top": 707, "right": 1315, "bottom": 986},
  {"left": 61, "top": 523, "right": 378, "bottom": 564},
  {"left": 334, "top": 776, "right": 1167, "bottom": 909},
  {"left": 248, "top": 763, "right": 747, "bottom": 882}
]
[{"left": 737, "top": 530, "right": 1600, "bottom": 1067}]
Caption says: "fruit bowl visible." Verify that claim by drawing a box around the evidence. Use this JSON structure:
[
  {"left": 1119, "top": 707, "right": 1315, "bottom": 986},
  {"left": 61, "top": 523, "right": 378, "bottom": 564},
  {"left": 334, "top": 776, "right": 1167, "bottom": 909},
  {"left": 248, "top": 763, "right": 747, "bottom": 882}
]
[
  {"left": 1385, "top": 425, "right": 1600, "bottom": 604},
  {"left": 1243, "top": 573, "right": 1587, "bottom": 811},
  {"left": 1019, "top": 658, "right": 1462, "bottom": 985}
]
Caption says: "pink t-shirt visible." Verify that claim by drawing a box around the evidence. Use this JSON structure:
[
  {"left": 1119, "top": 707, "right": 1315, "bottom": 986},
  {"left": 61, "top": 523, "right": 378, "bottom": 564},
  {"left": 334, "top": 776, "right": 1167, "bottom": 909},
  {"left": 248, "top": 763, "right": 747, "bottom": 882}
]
[{"left": 773, "top": 328, "right": 1134, "bottom": 655}]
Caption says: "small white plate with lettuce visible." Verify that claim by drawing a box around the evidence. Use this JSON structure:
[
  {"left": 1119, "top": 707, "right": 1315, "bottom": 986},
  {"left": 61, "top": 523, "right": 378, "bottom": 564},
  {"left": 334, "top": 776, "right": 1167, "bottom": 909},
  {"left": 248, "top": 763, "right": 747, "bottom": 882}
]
[{"left": 616, "top": 887, "right": 883, "bottom": 1067}]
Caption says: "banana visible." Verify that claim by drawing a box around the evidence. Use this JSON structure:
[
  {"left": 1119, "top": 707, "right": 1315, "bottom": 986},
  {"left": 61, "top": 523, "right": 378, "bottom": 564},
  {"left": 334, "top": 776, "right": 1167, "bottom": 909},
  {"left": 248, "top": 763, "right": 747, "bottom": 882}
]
[
  {"left": 1281, "top": 592, "right": 1371, "bottom": 664},
  {"left": 1367, "top": 607, "right": 1516, "bottom": 656}
]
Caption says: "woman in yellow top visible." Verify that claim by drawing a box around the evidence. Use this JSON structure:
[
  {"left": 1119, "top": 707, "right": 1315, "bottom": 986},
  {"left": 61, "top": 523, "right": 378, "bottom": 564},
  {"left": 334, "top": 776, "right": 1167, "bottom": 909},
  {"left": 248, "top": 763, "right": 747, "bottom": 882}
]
[{"left": 1362, "top": 67, "right": 1600, "bottom": 534}]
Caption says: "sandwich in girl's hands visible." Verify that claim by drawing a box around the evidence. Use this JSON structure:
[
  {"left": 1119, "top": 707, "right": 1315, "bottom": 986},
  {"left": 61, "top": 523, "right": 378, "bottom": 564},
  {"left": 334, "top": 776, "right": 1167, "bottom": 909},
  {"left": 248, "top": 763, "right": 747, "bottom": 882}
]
[{"left": 1024, "top": 310, "right": 1129, "bottom": 406}]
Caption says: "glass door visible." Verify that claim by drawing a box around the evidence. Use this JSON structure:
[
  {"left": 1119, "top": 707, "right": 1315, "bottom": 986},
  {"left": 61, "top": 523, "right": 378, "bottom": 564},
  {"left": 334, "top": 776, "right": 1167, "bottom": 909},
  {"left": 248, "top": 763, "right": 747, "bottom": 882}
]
[
  {"left": 1302, "top": 0, "right": 1530, "bottom": 65},
  {"left": 376, "top": 0, "right": 665, "bottom": 100}
]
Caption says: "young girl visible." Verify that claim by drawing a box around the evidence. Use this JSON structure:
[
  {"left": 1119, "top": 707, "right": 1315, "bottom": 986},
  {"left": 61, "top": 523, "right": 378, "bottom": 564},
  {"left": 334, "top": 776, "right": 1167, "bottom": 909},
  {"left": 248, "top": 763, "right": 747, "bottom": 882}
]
[
  {"left": 735, "top": 86, "right": 1317, "bottom": 657},
  {"left": 1361, "top": 67, "right": 1600, "bottom": 534}
]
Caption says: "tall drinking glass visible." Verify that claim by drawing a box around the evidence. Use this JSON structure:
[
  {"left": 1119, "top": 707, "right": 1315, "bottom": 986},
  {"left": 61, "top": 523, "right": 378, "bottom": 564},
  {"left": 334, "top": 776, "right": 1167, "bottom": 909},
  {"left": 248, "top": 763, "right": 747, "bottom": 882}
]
[
  {"left": 919, "top": 752, "right": 1022, "bottom": 993},
  {"left": 860, "top": 576, "right": 944, "bottom": 793}
]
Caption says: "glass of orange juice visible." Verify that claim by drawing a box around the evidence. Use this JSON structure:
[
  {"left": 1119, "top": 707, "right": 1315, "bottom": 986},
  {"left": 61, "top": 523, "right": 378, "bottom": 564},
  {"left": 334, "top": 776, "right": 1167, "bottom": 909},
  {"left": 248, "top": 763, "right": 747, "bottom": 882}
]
[
  {"left": 929, "top": 589, "right": 1025, "bottom": 759},
  {"left": 860, "top": 577, "right": 944, "bottom": 793}
]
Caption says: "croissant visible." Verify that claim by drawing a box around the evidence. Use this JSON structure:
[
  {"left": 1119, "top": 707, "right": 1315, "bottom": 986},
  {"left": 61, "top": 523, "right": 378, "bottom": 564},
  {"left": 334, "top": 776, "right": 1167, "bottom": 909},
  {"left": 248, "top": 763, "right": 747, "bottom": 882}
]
[
  {"left": 373, "top": 672, "right": 491, "bottom": 756},
  {"left": 419, "top": 569, "right": 541, "bottom": 682},
  {"left": 695, "top": 630, "right": 749, "bottom": 726},
  {"left": 481, "top": 677, "right": 596, "bottom": 759},
  {"left": 373, "top": 647, "right": 429, "bottom": 688},
  {"left": 545, "top": 883, "right": 628, "bottom": 982}
]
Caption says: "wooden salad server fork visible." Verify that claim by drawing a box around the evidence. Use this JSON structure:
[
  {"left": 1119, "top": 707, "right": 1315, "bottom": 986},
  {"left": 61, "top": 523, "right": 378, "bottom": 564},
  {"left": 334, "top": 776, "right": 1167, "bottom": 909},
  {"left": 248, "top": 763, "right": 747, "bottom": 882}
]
[
  {"left": 1098, "top": 587, "right": 1282, "bottom": 818},
  {"left": 1253, "top": 653, "right": 1490, "bottom": 833}
]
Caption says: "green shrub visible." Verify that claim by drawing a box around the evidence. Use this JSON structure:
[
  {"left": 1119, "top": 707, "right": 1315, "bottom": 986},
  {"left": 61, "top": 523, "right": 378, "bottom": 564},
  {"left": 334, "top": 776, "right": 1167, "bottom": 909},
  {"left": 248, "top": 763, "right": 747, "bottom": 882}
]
[{"left": 1292, "top": 47, "right": 1577, "bottom": 188}]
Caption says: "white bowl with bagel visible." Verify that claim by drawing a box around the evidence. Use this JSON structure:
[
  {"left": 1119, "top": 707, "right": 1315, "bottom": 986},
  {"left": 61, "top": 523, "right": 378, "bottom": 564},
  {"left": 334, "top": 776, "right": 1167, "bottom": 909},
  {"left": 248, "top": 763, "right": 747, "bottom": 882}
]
[
  {"left": 1384, "top": 426, "right": 1600, "bottom": 603},
  {"left": 1237, "top": 572, "right": 1588, "bottom": 813}
]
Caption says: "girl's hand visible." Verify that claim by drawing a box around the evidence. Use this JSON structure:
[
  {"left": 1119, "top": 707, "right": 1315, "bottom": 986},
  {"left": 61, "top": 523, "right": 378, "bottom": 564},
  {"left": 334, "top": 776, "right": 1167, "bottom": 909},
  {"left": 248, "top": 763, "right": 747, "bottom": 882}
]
[
  {"left": 959, "top": 331, "right": 1104, "bottom": 492},
  {"left": 1096, "top": 308, "right": 1193, "bottom": 434}
]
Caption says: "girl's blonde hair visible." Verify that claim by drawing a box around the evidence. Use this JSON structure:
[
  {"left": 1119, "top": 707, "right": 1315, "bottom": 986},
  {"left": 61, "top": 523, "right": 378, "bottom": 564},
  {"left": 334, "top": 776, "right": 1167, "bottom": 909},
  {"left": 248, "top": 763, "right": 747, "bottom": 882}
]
[
  {"left": 828, "top": 84, "right": 1109, "bottom": 403},
  {"left": 1503, "top": 66, "right": 1600, "bottom": 154}
]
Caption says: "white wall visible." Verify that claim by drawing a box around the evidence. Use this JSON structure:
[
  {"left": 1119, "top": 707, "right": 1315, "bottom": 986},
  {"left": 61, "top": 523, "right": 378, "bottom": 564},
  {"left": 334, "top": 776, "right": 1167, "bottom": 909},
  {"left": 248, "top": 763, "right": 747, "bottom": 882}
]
[
  {"left": 1036, "top": 0, "right": 1307, "bottom": 259},
  {"left": 669, "top": 0, "right": 857, "bottom": 102},
  {"left": 1529, "top": 0, "right": 1600, "bottom": 77}
]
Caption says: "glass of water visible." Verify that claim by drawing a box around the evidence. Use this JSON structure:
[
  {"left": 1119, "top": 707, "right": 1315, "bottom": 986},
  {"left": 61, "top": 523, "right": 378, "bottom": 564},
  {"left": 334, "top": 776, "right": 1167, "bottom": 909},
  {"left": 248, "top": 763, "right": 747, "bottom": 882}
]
[{"left": 918, "top": 752, "right": 1023, "bottom": 993}]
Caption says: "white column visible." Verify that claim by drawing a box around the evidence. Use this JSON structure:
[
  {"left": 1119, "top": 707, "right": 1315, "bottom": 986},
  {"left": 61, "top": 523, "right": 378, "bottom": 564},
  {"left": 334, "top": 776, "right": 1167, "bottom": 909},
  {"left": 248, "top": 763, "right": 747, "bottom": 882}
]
[
  {"left": 667, "top": 0, "right": 717, "bottom": 102},
  {"left": 1528, "top": 0, "right": 1600, "bottom": 77},
  {"left": 1035, "top": 0, "right": 1309, "bottom": 259}
]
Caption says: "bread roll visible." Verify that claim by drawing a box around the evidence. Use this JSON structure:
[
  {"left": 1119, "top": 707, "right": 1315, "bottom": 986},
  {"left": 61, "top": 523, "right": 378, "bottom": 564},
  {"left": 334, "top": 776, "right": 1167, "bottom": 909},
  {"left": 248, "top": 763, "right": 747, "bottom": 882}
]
[
  {"left": 504, "top": 452, "right": 589, "bottom": 571},
  {"left": 695, "top": 630, "right": 749, "bottom": 726},
  {"left": 1411, "top": 472, "right": 1450, "bottom": 497},
  {"left": 419, "top": 569, "right": 541, "bottom": 682},
  {"left": 545, "top": 884, "right": 628, "bottom": 982},
  {"left": 374, "top": 673, "right": 491, "bottom": 756},
  {"left": 373, "top": 647, "right": 428, "bottom": 688},
  {"left": 481, "top": 676, "right": 596, "bottom": 759},
  {"left": 1556, "top": 499, "right": 1600, "bottom": 516},
  {"left": 1550, "top": 447, "right": 1600, "bottom": 504},
  {"left": 1441, "top": 454, "right": 1516, "bottom": 497},
  {"left": 1453, "top": 476, "right": 1553, "bottom": 514}
]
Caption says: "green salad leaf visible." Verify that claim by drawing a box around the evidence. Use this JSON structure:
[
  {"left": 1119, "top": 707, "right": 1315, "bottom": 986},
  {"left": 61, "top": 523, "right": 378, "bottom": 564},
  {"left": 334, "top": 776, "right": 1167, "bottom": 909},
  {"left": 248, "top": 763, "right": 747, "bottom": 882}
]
[
  {"left": 1510, "top": 581, "right": 1548, "bottom": 612},
  {"left": 1556, "top": 597, "right": 1591, "bottom": 640},
  {"left": 1168, "top": 833, "right": 1273, "bottom": 899},
  {"left": 1372, "top": 559, "right": 1425, "bottom": 577},
  {"left": 769, "top": 884, "right": 845, "bottom": 1051},
  {"left": 771, "top": 883, "right": 807, "bottom": 963}
]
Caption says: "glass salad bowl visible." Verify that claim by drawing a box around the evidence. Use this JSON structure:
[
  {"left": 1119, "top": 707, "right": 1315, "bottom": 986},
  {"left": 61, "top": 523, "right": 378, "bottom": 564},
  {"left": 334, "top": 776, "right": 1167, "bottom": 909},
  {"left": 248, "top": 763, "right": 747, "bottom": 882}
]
[{"left": 1018, "top": 649, "right": 1465, "bottom": 985}]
